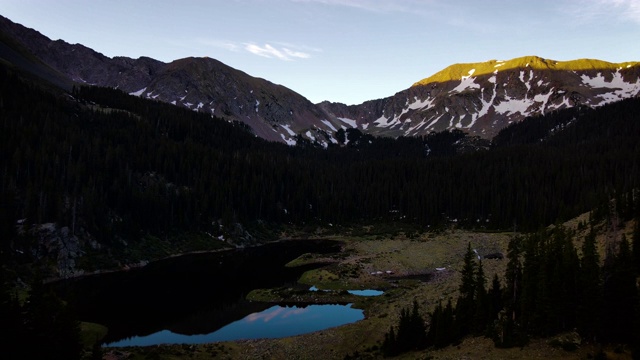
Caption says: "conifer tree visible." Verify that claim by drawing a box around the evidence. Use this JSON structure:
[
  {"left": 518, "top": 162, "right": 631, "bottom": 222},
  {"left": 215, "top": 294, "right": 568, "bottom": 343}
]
[
  {"left": 632, "top": 217, "right": 640, "bottom": 273},
  {"left": 600, "top": 236, "right": 638, "bottom": 344},
  {"left": 488, "top": 273, "right": 503, "bottom": 322},
  {"left": 455, "top": 242, "right": 477, "bottom": 336},
  {"left": 473, "top": 259, "right": 489, "bottom": 334},
  {"left": 577, "top": 227, "right": 601, "bottom": 342}
]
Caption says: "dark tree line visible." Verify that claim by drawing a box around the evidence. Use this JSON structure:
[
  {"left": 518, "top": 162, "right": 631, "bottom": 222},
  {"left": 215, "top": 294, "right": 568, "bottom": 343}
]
[
  {"left": 0, "top": 269, "right": 82, "bottom": 360},
  {"left": 382, "top": 222, "right": 640, "bottom": 357},
  {"left": 1, "top": 61, "right": 640, "bottom": 260}
]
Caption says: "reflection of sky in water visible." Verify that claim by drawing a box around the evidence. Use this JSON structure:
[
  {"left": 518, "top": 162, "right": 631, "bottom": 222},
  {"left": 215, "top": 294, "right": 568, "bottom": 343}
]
[
  {"left": 105, "top": 304, "right": 363, "bottom": 347},
  {"left": 347, "top": 289, "right": 383, "bottom": 296},
  {"left": 309, "top": 286, "right": 383, "bottom": 297}
]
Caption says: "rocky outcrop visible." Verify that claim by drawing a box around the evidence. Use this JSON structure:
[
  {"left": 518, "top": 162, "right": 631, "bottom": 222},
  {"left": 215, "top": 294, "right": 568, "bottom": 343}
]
[{"left": 16, "top": 222, "right": 102, "bottom": 279}]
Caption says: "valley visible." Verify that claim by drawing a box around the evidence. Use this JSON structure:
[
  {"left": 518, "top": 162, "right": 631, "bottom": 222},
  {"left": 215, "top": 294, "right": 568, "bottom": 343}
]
[
  {"left": 98, "top": 213, "right": 636, "bottom": 359},
  {"left": 1, "top": 12, "right": 640, "bottom": 360}
]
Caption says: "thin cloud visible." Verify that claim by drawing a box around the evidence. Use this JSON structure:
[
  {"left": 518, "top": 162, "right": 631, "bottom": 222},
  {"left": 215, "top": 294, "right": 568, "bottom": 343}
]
[
  {"left": 245, "top": 43, "right": 313, "bottom": 60},
  {"left": 289, "top": 0, "right": 435, "bottom": 14},
  {"left": 283, "top": 48, "right": 311, "bottom": 59},
  {"left": 196, "top": 38, "right": 240, "bottom": 52},
  {"left": 565, "top": 0, "right": 640, "bottom": 24}
]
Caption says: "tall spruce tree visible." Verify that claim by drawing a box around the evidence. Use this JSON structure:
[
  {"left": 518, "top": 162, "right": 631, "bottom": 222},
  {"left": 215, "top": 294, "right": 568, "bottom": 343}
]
[
  {"left": 455, "top": 242, "right": 477, "bottom": 336},
  {"left": 473, "top": 259, "right": 489, "bottom": 334},
  {"left": 577, "top": 227, "right": 601, "bottom": 342},
  {"left": 600, "top": 236, "right": 638, "bottom": 344}
]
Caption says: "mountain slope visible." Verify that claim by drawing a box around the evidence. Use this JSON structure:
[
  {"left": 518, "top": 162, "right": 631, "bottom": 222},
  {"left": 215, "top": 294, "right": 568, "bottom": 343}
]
[
  {"left": 0, "top": 15, "right": 341, "bottom": 144},
  {"left": 319, "top": 56, "right": 640, "bottom": 138},
  {"left": 129, "top": 56, "right": 338, "bottom": 143}
]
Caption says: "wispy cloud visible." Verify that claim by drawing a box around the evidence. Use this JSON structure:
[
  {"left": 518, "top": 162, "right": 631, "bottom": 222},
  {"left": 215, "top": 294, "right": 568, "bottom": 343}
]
[
  {"left": 289, "top": 0, "right": 434, "bottom": 13},
  {"left": 195, "top": 38, "right": 240, "bottom": 52},
  {"left": 564, "top": 0, "right": 640, "bottom": 24},
  {"left": 245, "top": 43, "right": 313, "bottom": 61},
  {"left": 196, "top": 38, "right": 317, "bottom": 61}
]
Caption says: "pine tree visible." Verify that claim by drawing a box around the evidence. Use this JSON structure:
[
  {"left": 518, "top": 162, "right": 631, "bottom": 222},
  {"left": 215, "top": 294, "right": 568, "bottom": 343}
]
[
  {"left": 577, "top": 227, "right": 601, "bottom": 342},
  {"left": 632, "top": 217, "right": 640, "bottom": 273},
  {"left": 455, "top": 242, "right": 477, "bottom": 336},
  {"left": 600, "top": 236, "right": 638, "bottom": 344},
  {"left": 381, "top": 325, "right": 397, "bottom": 357},
  {"left": 473, "top": 260, "right": 489, "bottom": 334},
  {"left": 22, "top": 276, "right": 82, "bottom": 360},
  {"left": 488, "top": 273, "right": 503, "bottom": 322}
]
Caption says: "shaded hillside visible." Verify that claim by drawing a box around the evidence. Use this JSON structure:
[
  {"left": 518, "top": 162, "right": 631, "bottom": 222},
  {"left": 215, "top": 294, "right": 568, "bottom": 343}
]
[
  {"left": 0, "top": 15, "right": 341, "bottom": 144},
  {"left": 2, "top": 61, "right": 640, "bottom": 277}
]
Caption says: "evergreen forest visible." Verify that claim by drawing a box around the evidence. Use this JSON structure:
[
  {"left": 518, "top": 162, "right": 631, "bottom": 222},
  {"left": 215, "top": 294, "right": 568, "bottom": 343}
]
[{"left": 2, "top": 65, "right": 640, "bottom": 251}]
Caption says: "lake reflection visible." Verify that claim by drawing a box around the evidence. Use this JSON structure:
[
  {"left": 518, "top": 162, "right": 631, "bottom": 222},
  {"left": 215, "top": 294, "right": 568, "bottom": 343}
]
[
  {"left": 49, "top": 240, "right": 345, "bottom": 345},
  {"left": 309, "top": 286, "right": 384, "bottom": 297},
  {"left": 105, "top": 303, "right": 363, "bottom": 347}
]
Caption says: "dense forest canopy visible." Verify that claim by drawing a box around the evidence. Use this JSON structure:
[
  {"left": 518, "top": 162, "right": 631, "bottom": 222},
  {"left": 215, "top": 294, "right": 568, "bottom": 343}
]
[{"left": 1, "top": 63, "right": 640, "bottom": 256}]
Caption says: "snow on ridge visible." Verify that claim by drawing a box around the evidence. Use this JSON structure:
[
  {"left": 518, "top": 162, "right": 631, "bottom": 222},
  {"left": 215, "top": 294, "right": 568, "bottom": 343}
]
[
  {"left": 305, "top": 130, "right": 316, "bottom": 141},
  {"left": 452, "top": 69, "right": 480, "bottom": 93},
  {"left": 320, "top": 119, "right": 338, "bottom": 132},
  {"left": 473, "top": 78, "right": 498, "bottom": 126},
  {"left": 581, "top": 70, "right": 640, "bottom": 105},
  {"left": 337, "top": 117, "right": 358, "bottom": 128},
  {"left": 494, "top": 96, "right": 534, "bottom": 117},
  {"left": 407, "top": 96, "right": 435, "bottom": 110},
  {"left": 280, "top": 133, "right": 297, "bottom": 146},
  {"left": 129, "top": 87, "right": 147, "bottom": 97},
  {"left": 280, "top": 124, "right": 296, "bottom": 136}
]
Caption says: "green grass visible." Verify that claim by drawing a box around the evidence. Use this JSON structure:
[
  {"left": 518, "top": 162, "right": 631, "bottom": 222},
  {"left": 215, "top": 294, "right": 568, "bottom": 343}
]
[{"left": 79, "top": 322, "right": 108, "bottom": 348}]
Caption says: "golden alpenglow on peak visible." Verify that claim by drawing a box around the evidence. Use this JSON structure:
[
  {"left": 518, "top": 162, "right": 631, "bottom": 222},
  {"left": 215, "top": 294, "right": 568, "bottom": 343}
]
[{"left": 412, "top": 56, "right": 640, "bottom": 87}]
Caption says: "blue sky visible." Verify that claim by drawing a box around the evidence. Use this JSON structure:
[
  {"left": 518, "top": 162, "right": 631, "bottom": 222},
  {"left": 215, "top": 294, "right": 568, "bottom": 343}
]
[{"left": 2, "top": 0, "right": 639, "bottom": 104}]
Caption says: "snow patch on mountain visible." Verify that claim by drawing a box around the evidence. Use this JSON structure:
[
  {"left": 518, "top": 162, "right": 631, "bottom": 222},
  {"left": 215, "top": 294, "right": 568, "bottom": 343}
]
[
  {"left": 321, "top": 119, "right": 338, "bottom": 132},
  {"left": 580, "top": 70, "right": 640, "bottom": 105},
  {"left": 452, "top": 69, "right": 480, "bottom": 93},
  {"left": 337, "top": 117, "right": 357, "bottom": 128},
  {"left": 280, "top": 134, "right": 297, "bottom": 146},
  {"left": 280, "top": 124, "right": 296, "bottom": 136},
  {"left": 130, "top": 87, "right": 146, "bottom": 97}
]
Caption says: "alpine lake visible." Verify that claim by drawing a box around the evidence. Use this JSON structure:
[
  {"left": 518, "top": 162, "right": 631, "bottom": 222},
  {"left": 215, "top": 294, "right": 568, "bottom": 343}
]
[{"left": 49, "top": 239, "right": 383, "bottom": 347}]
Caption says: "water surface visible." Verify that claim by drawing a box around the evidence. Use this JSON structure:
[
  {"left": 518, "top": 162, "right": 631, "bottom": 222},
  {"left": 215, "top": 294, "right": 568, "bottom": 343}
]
[{"left": 105, "top": 303, "right": 363, "bottom": 347}]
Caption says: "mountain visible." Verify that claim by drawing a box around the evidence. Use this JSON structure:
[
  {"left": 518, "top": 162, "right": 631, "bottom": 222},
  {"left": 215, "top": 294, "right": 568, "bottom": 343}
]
[
  {"left": 1, "top": 15, "right": 639, "bottom": 143},
  {"left": 0, "top": 15, "right": 341, "bottom": 144},
  {"left": 319, "top": 56, "right": 640, "bottom": 138}
]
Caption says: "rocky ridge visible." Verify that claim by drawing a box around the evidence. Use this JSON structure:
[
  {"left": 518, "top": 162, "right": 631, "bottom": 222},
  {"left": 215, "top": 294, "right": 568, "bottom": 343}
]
[
  {"left": 319, "top": 56, "right": 640, "bottom": 139},
  {"left": 2, "top": 15, "right": 639, "bottom": 144}
]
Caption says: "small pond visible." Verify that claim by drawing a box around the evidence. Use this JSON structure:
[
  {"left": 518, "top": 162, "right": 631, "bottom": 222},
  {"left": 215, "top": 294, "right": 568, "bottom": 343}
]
[
  {"left": 105, "top": 303, "right": 363, "bottom": 347},
  {"left": 309, "top": 286, "right": 384, "bottom": 297}
]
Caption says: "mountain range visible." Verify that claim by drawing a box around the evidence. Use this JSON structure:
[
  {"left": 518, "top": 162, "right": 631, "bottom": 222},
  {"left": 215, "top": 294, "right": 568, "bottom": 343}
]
[{"left": 1, "top": 14, "right": 639, "bottom": 144}]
